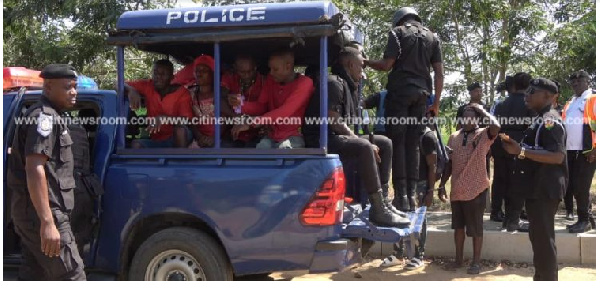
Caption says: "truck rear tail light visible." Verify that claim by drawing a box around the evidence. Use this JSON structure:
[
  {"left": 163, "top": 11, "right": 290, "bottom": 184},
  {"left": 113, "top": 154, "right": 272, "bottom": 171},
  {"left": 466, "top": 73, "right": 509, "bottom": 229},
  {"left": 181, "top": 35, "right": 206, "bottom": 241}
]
[{"left": 300, "top": 167, "right": 346, "bottom": 226}]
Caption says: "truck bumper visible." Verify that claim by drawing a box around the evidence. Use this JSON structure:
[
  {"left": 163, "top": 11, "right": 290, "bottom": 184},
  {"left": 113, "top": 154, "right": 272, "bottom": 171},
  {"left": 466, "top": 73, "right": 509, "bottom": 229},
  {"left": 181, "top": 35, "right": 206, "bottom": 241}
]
[{"left": 308, "top": 238, "right": 362, "bottom": 274}]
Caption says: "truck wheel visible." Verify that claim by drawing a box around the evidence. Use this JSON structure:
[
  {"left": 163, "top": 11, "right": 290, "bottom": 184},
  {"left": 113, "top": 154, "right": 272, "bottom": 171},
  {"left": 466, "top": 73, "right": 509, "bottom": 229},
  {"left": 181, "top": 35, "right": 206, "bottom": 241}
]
[{"left": 128, "top": 227, "right": 233, "bottom": 281}]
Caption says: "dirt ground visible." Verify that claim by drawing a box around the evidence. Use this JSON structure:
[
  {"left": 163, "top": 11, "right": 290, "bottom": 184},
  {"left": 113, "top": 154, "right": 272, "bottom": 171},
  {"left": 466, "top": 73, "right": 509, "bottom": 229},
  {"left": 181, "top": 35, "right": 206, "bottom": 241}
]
[{"left": 261, "top": 258, "right": 596, "bottom": 281}]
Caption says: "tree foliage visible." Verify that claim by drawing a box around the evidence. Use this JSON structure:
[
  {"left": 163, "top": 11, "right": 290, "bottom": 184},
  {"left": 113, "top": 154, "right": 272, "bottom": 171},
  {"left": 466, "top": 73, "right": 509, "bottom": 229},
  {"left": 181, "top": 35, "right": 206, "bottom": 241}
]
[{"left": 3, "top": 0, "right": 176, "bottom": 88}]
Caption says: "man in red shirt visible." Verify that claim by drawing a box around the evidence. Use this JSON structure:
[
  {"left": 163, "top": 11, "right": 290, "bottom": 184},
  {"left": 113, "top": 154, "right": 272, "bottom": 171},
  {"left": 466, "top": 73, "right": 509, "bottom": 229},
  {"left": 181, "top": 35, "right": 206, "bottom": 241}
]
[
  {"left": 439, "top": 104, "right": 500, "bottom": 274},
  {"left": 222, "top": 54, "right": 265, "bottom": 147},
  {"left": 126, "top": 59, "right": 195, "bottom": 148},
  {"left": 231, "top": 50, "right": 313, "bottom": 149}
]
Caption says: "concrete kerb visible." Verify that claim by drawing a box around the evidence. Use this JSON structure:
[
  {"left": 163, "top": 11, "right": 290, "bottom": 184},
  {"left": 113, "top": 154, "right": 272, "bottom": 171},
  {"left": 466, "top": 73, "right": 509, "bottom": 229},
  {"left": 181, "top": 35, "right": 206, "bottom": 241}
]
[{"left": 367, "top": 217, "right": 596, "bottom": 265}]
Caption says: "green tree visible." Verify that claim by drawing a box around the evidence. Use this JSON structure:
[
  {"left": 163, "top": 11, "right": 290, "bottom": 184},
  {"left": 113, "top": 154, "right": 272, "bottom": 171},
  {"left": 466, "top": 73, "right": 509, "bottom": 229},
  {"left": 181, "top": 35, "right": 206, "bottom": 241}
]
[{"left": 3, "top": 0, "right": 176, "bottom": 89}]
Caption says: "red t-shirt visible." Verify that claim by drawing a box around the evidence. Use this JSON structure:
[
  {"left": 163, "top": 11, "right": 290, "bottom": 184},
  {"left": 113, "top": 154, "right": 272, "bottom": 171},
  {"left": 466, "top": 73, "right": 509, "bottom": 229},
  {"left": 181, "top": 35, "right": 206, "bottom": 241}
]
[
  {"left": 127, "top": 80, "right": 194, "bottom": 141},
  {"left": 171, "top": 63, "right": 195, "bottom": 87},
  {"left": 221, "top": 73, "right": 265, "bottom": 142},
  {"left": 221, "top": 72, "right": 265, "bottom": 102},
  {"left": 242, "top": 75, "right": 314, "bottom": 142}
]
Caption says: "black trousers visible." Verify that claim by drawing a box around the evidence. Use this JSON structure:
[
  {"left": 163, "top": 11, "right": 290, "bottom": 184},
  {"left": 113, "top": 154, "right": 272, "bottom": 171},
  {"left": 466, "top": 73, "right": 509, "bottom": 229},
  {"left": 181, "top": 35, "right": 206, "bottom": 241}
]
[
  {"left": 504, "top": 159, "right": 525, "bottom": 229},
  {"left": 491, "top": 155, "right": 510, "bottom": 214},
  {"left": 565, "top": 150, "right": 595, "bottom": 221},
  {"left": 329, "top": 134, "right": 392, "bottom": 195},
  {"left": 384, "top": 87, "right": 428, "bottom": 185},
  {"left": 525, "top": 197, "right": 559, "bottom": 281},
  {"left": 10, "top": 188, "right": 86, "bottom": 281}
]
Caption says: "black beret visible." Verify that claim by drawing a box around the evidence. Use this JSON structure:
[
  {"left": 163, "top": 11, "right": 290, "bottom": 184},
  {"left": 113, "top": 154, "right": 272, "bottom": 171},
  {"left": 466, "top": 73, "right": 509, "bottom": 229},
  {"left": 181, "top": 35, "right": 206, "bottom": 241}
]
[
  {"left": 39, "top": 64, "right": 78, "bottom": 79},
  {"left": 467, "top": 82, "right": 481, "bottom": 91},
  {"left": 530, "top": 78, "right": 558, "bottom": 94},
  {"left": 569, "top": 70, "right": 590, "bottom": 80}
]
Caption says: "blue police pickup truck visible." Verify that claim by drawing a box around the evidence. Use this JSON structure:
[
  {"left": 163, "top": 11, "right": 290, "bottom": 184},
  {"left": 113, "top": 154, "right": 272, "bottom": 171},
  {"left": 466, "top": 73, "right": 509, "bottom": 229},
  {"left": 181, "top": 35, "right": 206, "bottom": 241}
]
[{"left": 3, "top": 1, "right": 422, "bottom": 281}]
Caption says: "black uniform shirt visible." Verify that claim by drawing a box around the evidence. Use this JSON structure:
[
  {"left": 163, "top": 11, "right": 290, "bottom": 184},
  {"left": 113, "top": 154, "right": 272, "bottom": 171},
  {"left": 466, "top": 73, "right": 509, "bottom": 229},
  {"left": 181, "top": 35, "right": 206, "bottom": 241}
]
[
  {"left": 383, "top": 20, "right": 442, "bottom": 92},
  {"left": 491, "top": 92, "right": 537, "bottom": 158},
  {"left": 302, "top": 71, "right": 359, "bottom": 147},
  {"left": 513, "top": 106, "right": 567, "bottom": 200},
  {"left": 7, "top": 96, "right": 76, "bottom": 212}
]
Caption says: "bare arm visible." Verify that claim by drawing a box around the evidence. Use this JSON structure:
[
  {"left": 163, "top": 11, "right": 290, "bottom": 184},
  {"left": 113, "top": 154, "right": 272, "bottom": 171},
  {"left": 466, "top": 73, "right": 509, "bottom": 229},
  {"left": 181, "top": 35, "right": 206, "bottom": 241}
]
[
  {"left": 425, "top": 153, "right": 437, "bottom": 192},
  {"left": 523, "top": 149, "right": 565, "bottom": 165},
  {"left": 431, "top": 62, "right": 444, "bottom": 115},
  {"left": 25, "top": 154, "right": 52, "bottom": 225},
  {"left": 26, "top": 154, "right": 60, "bottom": 257},
  {"left": 439, "top": 159, "right": 452, "bottom": 188},
  {"left": 365, "top": 58, "right": 396, "bottom": 72},
  {"left": 472, "top": 105, "right": 501, "bottom": 136}
]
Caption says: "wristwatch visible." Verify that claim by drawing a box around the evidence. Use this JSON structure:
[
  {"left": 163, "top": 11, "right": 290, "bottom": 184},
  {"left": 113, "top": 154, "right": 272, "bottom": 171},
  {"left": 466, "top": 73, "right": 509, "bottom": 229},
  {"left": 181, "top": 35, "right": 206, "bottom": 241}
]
[{"left": 518, "top": 147, "right": 526, "bottom": 159}]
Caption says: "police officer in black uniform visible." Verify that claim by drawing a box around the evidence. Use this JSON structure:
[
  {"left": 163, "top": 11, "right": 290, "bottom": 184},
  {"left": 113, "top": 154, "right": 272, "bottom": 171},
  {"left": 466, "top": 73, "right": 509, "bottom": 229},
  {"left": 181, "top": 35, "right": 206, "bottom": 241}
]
[
  {"left": 492, "top": 72, "right": 537, "bottom": 229},
  {"left": 303, "top": 47, "right": 410, "bottom": 227},
  {"left": 7, "top": 64, "right": 86, "bottom": 280},
  {"left": 365, "top": 7, "right": 444, "bottom": 212},
  {"left": 501, "top": 78, "right": 567, "bottom": 281}
]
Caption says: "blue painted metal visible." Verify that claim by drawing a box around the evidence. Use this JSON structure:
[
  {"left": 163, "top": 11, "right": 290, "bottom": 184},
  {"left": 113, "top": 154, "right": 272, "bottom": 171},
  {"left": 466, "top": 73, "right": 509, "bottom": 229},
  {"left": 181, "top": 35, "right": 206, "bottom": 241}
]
[
  {"left": 342, "top": 206, "right": 427, "bottom": 243},
  {"left": 95, "top": 155, "right": 345, "bottom": 275},
  {"left": 319, "top": 36, "right": 328, "bottom": 151},
  {"left": 214, "top": 42, "right": 221, "bottom": 149},
  {"left": 117, "top": 1, "right": 338, "bottom": 30},
  {"left": 116, "top": 46, "right": 126, "bottom": 150}
]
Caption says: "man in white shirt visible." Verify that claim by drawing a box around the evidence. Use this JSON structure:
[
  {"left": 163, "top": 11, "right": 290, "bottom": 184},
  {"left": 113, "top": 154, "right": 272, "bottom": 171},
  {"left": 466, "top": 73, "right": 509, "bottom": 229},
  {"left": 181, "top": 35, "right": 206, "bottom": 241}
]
[{"left": 563, "top": 70, "right": 596, "bottom": 233}]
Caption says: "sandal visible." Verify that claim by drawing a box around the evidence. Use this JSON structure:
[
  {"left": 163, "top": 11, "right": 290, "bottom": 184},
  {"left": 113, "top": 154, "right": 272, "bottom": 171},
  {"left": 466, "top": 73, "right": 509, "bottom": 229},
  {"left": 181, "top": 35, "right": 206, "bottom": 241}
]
[
  {"left": 405, "top": 258, "right": 424, "bottom": 270},
  {"left": 467, "top": 263, "right": 481, "bottom": 274},
  {"left": 380, "top": 255, "right": 404, "bottom": 268}
]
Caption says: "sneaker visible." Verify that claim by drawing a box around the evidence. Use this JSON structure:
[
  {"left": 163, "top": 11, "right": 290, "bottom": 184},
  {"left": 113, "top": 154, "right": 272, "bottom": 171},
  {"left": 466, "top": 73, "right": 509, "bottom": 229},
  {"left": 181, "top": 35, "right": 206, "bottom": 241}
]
[
  {"left": 565, "top": 212, "right": 575, "bottom": 221},
  {"left": 405, "top": 258, "right": 424, "bottom": 270}
]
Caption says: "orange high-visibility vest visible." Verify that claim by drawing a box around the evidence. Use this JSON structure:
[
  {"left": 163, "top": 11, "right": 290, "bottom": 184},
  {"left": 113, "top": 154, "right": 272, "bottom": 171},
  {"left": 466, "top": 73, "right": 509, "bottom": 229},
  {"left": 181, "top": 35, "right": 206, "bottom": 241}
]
[{"left": 562, "top": 94, "right": 596, "bottom": 152}]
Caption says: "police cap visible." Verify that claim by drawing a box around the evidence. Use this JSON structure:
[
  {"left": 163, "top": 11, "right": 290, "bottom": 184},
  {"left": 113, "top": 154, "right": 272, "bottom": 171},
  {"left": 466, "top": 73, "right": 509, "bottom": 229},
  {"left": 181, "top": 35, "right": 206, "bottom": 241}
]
[
  {"left": 39, "top": 64, "right": 78, "bottom": 79},
  {"left": 530, "top": 78, "right": 558, "bottom": 94}
]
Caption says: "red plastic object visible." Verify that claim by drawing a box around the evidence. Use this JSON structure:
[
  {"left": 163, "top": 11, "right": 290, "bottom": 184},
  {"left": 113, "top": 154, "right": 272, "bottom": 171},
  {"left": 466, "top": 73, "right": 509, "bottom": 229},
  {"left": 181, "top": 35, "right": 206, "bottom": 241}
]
[{"left": 3, "top": 67, "right": 43, "bottom": 90}]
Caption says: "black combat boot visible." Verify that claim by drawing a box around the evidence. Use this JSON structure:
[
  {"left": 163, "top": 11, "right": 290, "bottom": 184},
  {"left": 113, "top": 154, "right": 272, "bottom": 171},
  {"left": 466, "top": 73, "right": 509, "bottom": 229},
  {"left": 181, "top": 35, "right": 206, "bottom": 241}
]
[
  {"left": 383, "top": 196, "right": 409, "bottom": 218},
  {"left": 392, "top": 179, "right": 409, "bottom": 212},
  {"left": 407, "top": 180, "right": 418, "bottom": 212},
  {"left": 568, "top": 220, "right": 591, "bottom": 234},
  {"left": 382, "top": 184, "right": 408, "bottom": 218},
  {"left": 369, "top": 190, "right": 411, "bottom": 228}
]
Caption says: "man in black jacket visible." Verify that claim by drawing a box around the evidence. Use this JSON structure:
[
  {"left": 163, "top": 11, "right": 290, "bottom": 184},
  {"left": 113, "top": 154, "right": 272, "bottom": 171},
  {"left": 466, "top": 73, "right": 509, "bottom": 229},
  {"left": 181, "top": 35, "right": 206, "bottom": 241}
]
[
  {"left": 303, "top": 47, "right": 410, "bottom": 228},
  {"left": 364, "top": 7, "right": 444, "bottom": 212},
  {"left": 491, "top": 72, "right": 536, "bottom": 230}
]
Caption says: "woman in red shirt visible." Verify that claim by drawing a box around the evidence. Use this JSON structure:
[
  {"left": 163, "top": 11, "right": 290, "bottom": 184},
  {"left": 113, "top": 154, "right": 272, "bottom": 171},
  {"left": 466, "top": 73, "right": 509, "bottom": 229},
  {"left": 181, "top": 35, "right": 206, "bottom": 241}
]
[{"left": 187, "top": 55, "right": 218, "bottom": 148}]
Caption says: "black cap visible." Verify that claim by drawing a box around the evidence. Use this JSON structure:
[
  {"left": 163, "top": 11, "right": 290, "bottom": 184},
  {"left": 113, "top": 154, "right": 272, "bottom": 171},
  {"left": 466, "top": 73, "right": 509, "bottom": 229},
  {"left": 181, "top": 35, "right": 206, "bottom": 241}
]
[
  {"left": 569, "top": 70, "right": 590, "bottom": 80},
  {"left": 467, "top": 82, "right": 481, "bottom": 92},
  {"left": 530, "top": 78, "right": 558, "bottom": 94},
  {"left": 39, "top": 64, "right": 78, "bottom": 79}
]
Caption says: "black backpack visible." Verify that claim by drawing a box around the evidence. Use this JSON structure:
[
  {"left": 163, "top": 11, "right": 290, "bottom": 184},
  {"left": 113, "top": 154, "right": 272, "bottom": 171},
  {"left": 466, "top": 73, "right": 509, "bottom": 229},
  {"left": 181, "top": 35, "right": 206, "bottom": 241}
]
[{"left": 420, "top": 124, "right": 449, "bottom": 181}]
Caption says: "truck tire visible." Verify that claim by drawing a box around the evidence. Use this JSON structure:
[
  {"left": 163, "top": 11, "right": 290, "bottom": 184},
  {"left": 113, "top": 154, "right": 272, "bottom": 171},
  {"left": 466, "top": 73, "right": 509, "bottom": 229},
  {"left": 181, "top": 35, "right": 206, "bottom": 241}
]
[{"left": 128, "top": 227, "right": 233, "bottom": 281}]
